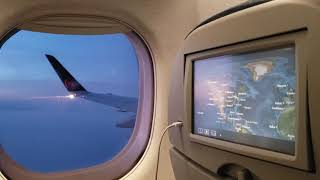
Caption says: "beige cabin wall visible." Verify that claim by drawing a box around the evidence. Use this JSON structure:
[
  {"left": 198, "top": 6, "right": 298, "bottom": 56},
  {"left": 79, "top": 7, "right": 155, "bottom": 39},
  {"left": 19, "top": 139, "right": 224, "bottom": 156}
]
[
  {"left": 195, "top": 0, "right": 247, "bottom": 22},
  {"left": 0, "top": 0, "right": 248, "bottom": 180}
]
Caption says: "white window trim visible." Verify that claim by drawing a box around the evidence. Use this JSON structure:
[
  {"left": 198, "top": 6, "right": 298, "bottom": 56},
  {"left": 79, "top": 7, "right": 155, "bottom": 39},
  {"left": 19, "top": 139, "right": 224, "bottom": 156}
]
[{"left": 0, "top": 21, "right": 154, "bottom": 180}]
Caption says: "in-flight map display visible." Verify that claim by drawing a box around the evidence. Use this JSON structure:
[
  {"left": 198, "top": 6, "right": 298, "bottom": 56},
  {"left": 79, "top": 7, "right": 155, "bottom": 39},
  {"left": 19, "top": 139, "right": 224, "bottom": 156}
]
[{"left": 193, "top": 46, "right": 296, "bottom": 154}]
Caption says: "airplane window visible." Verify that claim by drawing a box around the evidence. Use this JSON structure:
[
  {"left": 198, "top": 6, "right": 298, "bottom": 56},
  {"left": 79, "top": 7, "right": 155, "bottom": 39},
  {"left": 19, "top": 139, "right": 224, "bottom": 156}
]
[{"left": 0, "top": 30, "right": 140, "bottom": 172}]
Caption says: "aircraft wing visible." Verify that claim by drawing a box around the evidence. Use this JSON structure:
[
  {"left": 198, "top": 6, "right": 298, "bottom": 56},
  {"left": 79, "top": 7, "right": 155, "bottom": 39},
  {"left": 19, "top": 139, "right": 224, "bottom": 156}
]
[
  {"left": 45, "top": 55, "right": 87, "bottom": 93},
  {"left": 45, "top": 54, "right": 138, "bottom": 128}
]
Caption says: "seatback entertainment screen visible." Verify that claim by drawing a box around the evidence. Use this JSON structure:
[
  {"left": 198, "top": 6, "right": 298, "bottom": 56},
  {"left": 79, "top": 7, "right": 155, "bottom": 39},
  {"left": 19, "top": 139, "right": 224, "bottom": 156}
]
[{"left": 193, "top": 46, "right": 296, "bottom": 155}]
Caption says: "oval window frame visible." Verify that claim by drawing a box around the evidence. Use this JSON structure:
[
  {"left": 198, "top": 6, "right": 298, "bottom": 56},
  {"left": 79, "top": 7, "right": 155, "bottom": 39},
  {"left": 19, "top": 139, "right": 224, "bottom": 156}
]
[{"left": 0, "top": 16, "right": 154, "bottom": 180}]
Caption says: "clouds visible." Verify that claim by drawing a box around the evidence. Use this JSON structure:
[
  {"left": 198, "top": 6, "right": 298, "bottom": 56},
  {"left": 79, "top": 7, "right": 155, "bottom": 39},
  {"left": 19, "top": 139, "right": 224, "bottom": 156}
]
[{"left": 0, "top": 31, "right": 139, "bottom": 172}]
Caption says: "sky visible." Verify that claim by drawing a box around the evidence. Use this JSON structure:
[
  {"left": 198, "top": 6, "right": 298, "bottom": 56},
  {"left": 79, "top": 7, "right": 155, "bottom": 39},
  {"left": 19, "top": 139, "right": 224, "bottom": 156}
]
[
  {"left": 0, "top": 30, "right": 139, "bottom": 97},
  {"left": 0, "top": 30, "right": 139, "bottom": 172}
]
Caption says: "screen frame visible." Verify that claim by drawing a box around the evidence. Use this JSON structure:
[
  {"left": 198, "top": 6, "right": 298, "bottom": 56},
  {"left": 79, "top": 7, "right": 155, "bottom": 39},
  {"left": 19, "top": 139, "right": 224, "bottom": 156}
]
[
  {"left": 184, "top": 32, "right": 313, "bottom": 170},
  {"left": 191, "top": 45, "right": 296, "bottom": 155}
]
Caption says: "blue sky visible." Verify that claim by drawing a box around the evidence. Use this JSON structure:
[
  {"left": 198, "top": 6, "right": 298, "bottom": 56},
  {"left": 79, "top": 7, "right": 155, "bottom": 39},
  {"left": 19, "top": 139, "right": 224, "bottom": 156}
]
[
  {"left": 0, "top": 30, "right": 139, "bottom": 172},
  {"left": 0, "top": 30, "right": 139, "bottom": 97}
]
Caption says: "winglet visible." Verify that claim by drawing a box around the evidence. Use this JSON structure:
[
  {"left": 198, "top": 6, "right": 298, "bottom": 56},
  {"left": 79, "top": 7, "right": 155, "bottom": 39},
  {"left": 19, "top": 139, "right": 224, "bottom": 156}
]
[{"left": 45, "top": 54, "right": 87, "bottom": 92}]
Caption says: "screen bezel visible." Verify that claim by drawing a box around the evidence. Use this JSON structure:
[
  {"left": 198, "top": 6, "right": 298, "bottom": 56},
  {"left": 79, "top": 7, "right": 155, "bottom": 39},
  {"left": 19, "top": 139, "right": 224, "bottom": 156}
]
[
  {"left": 191, "top": 45, "right": 296, "bottom": 155},
  {"left": 184, "top": 32, "right": 312, "bottom": 170}
]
